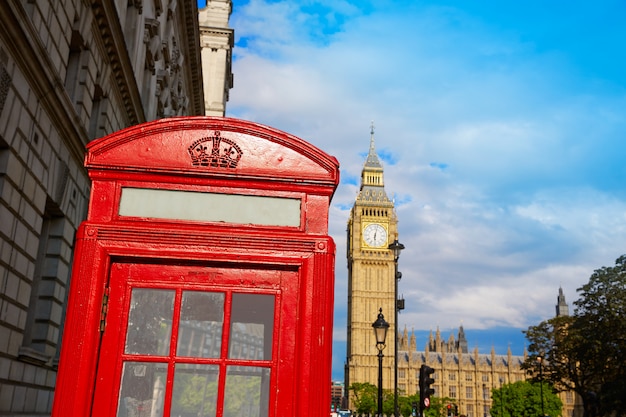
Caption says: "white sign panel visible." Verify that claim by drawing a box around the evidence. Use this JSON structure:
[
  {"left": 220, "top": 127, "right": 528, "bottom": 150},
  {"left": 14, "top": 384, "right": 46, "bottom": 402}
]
[{"left": 119, "top": 188, "right": 301, "bottom": 227}]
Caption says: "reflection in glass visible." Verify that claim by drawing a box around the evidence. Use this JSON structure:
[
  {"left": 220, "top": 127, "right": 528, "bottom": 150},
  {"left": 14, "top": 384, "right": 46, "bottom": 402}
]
[
  {"left": 229, "top": 294, "right": 274, "bottom": 360},
  {"left": 119, "top": 290, "right": 276, "bottom": 417},
  {"left": 117, "top": 361, "right": 167, "bottom": 417},
  {"left": 125, "top": 289, "right": 174, "bottom": 355},
  {"left": 177, "top": 292, "right": 224, "bottom": 358},
  {"left": 224, "top": 366, "right": 270, "bottom": 417},
  {"left": 171, "top": 364, "right": 219, "bottom": 417}
]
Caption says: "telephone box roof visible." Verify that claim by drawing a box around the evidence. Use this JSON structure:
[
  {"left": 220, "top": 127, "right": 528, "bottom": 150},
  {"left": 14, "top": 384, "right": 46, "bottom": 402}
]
[{"left": 86, "top": 116, "right": 339, "bottom": 190}]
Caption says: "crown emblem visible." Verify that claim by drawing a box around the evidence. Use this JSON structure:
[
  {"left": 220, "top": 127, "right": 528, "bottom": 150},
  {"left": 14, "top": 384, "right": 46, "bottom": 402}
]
[{"left": 188, "top": 132, "right": 243, "bottom": 168}]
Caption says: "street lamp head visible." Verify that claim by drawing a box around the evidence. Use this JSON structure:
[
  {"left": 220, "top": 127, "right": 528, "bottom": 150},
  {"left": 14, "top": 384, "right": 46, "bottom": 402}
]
[
  {"left": 372, "top": 308, "right": 389, "bottom": 349},
  {"left": 537, "top": 350, "right": 545, "bottom": 364},
  {"left": 388, "top": 239, "right": 405, "bottom": 260}
]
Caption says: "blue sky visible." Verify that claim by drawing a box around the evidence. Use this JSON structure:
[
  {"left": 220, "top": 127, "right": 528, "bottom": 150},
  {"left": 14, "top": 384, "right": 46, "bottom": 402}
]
[{"left": 200, "top": 0, "right": 626, "bottom": 381}]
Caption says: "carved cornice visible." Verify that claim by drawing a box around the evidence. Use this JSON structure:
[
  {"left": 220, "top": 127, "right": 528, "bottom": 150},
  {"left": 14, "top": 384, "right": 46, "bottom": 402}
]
[
  {"left": 92, "top": 1, "right": 145, "bottom": 125},
  {"left": 178, "top": 0, "right": 204, "bottom": 115},
  {"left": 200, "top": 27, "right": 234, "bottom": 42}
]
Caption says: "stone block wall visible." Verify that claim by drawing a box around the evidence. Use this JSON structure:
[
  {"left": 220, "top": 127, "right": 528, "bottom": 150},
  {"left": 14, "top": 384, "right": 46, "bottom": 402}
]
[{"left": 0, "top": 0, "right": 206, "bottom": 414}]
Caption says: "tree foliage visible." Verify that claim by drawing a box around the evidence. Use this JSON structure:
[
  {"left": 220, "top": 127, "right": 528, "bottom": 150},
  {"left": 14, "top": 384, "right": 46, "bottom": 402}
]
[
  {"left": 423, "top": 396, "right": 456, "bottom": 417},
  {"left": 349, "top": 382, "right": 378, "bottom": 415},
  {"left": 349, "top": 384, "right": 440, "bottom": 417},
  {"left": 490, "top": 381, "right": 562, "bottom": 417},
  {"left": 523, "top": 255, "right": 626, "bottom": 417},
  {"left": 574, "top": 255, "right": 626, "bottom": 415},
  {"left": 523, "top": 315, "right": 580, "bottom": 392},
  {"left": 397, "top": 392, "right": 420, "bottom": 417}
]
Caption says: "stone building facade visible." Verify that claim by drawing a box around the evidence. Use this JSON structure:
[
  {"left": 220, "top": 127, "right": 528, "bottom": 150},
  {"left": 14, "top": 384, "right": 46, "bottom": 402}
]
[
  {"left": 0, "top": 1, "right": 231, "bottom": 415},
  {"left": 199, "top": 0, "right": 234, "bottom": 116},
  {"left": 392, "top": 291, "right": 581, "bottom": 417},
  {"left": 396, "top": 326, "right": 528, "bottom": 417}
]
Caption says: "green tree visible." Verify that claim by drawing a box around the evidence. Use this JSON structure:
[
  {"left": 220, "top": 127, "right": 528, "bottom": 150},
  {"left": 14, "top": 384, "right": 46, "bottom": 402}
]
[
  {"left": 423, "top": 396, "right": 456, "bottom": 417},
  {"left": 490, "top": 381, "right": 562, "bottom": 417},
  {"left": 523, "top": 315, "right": 582, "bottom": 391},
  {"left": 381, "top": 389, "right": 396, "bottom": 416},
  {"left": 574, "top": 255, "right": 626, "bottom": 416},
  {"left": 398, "top": 392, "right": 421, "bottom": 417},
  {"left": 523, "top": 255, "right": 626, "bottom": 417},
  {"left": 349, "top": 382, "right": 377, "bottom": 415}
]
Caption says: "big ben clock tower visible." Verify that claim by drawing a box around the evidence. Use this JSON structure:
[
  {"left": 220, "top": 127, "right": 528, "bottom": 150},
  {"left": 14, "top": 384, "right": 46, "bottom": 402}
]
[{"left": 345, "top": 124, "right": 400, "bottom": 406}]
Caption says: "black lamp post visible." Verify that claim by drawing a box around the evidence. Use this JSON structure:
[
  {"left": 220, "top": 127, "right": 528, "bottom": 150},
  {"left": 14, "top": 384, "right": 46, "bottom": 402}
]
[
  {"left": 499, "top": 377, "right": 504, "bottom": 417},
  {"left": 537, "top": 354, "right": 545, "bottom": 417},
  {"left": 388, "top": 239, "right": 404, "bottom": 416},
  {"left": 373, "top": 308, "right": 389, "bottom": 417}
]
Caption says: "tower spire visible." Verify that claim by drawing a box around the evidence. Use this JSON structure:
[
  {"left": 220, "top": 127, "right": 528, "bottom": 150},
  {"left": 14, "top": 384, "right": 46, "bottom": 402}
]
[
  {"left": 556, "top": 286, "right": 569, "bottom": 317},
  {"left": 364, "top": 121, "right": 382, "bottom": 169}
]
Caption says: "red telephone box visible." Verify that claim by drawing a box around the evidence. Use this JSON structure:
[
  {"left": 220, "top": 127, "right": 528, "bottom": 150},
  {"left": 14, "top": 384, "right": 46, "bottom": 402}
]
[{"left": 52, "top": 117, "right": 339, "bottom": 417}]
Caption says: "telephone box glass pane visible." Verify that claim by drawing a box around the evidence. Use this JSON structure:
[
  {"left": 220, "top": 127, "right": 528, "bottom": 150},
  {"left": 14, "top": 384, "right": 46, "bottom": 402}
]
[
  {"left": 171, "top": 363, "right": 219, "bottom": 417},
  {"left": 177, "top": 291, "right": 225, "bottom": 358},
  {"left": 229, "top": 294, "right": 274, "bottom": 360},
  {"left": 223, "top": 366, "right": 270, "bottom": 417},
  {"left": 117, "top": 361, "right": 167, "bottom": 417},
  {"left": 125, "top": 289, "right": 175, "bottom": 355}
]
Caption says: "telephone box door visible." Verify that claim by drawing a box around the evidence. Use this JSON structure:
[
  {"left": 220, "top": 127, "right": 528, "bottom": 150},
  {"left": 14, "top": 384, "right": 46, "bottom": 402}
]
[{"left": 92, "top": 262, "right": 298, "bottom": 417}]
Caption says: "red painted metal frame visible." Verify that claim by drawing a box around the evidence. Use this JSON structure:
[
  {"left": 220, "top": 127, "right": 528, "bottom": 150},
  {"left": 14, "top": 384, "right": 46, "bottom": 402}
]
[{"left": 51, "top": 117, "right": 339, "bottom": 417}]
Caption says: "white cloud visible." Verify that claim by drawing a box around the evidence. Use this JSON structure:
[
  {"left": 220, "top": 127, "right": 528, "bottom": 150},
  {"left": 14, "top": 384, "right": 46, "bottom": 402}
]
[{"left": 226, "top": 0, "right": 626, "bottom": 365}]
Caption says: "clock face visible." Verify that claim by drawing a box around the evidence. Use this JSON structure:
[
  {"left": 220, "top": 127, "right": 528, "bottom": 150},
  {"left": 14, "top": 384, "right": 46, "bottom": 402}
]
[{"left": 363, "top": 223, "right": 388, "bottom": 247}]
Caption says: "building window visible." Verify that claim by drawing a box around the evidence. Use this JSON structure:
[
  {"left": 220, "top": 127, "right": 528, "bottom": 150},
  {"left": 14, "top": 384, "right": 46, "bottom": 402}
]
[
  {"left": 466, "top": 372, "right": 473, "bottom": 381},
  {"left": 466, "top": 386, "right": 473, "bottom": 399},
  {"left": 88, "top": 84, "right": 108, "bottom": 140},
  {"left": 0, "top": 60, "right": 10, "bottom": 114},
  {"left": 65, "top": 29, "right": 89, "bottom": 113},
  {"left": 19, "top": 199, "right": 72, "bottom": 365},
  {"left": 449, "top": 386, "right": 457, "bottom": 398},
  {"left": 449, "top": 373, "right": 456, "bottom": 381}
]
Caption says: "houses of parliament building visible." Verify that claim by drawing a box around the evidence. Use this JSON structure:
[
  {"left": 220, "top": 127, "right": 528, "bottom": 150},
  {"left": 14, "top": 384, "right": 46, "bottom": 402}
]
[{"left": 345, "top": 128, "right": 582, "bottom": 417}]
